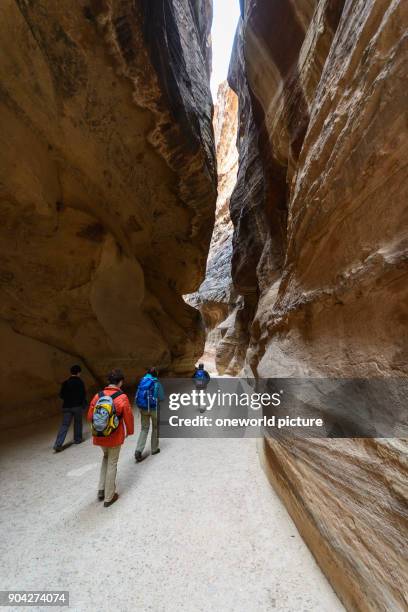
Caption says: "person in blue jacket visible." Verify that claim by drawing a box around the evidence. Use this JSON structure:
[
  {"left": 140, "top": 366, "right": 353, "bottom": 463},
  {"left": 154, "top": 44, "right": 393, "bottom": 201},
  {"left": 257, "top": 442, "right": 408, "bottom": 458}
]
[
  {"left": 134, "top": 368, "right": 164, "bottom": 462},
  {"left": 193, "top": 364, "right": 211, "bottom": 412},
  {"left": 192, "top": 363, "right": 210, "bottom": 389}
]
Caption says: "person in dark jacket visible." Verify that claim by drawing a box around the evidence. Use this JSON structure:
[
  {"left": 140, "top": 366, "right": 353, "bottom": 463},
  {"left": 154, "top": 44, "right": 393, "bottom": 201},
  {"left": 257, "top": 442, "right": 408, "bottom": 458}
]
[{"left": 54, "top": 365, "right": 87, "bottom": 452}]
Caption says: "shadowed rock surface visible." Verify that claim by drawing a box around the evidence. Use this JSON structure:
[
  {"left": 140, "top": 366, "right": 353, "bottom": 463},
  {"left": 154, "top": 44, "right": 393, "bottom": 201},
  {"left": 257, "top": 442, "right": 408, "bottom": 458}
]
[
  {"left": 0, "top": 0, "right": 216, "bottom": 427},
  {"left": 225, "top": 1, "right": 408, "bottom": 610}
]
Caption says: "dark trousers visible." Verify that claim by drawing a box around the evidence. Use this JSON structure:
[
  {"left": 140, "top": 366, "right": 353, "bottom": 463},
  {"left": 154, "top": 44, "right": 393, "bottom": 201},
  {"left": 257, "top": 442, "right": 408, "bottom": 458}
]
[{"left": 54, "top": 406, "right": 83, "bottom": 448}]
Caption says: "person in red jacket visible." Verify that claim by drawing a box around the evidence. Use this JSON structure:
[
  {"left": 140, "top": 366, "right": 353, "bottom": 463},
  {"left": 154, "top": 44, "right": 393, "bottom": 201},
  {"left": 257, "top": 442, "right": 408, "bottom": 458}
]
[{"left": 87, "top": 368, "right": 134, "bottom": 507}]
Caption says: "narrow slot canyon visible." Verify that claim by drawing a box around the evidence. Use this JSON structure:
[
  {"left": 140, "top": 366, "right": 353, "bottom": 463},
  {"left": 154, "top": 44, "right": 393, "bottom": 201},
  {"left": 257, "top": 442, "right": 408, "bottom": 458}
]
[
  {"left": 184, "top": 80, "right": 238, "bottom": 374},
  {"left": 1, "top": 1, "right": 407, "bottom": 612}
]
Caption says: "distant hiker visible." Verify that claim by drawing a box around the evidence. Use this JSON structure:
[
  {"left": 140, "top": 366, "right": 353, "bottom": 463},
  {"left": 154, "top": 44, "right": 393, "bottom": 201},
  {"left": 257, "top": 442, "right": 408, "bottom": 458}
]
[
  {"left": 54, "top": 364, "right": 87, "bottom": 452},
  {"left": 193, "top": 363, "right": 210, "bottom": 389},
  {"left": 193, "top": 363, "right": 211, "bottom": 413},
  {"left": 134, "top": 368, "right": 164, "bottom": 462},
  {"left": 87, "top": 368, "right": 134, "bottom": 507}
]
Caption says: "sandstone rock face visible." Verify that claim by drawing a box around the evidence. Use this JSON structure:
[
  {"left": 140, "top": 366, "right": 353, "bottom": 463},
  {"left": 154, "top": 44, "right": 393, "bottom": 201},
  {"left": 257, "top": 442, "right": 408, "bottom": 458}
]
[
  {"left": 228, "top": 1, "right": 408, "bottom": 610},
  {"left": 215, "top": 20, "right": 272, "bottom": 375},
  {"left": 185, "top": 81, "right": 238, "bottom": 371},
  {"left": 0, "top": 0, "right": 216, "bottom": 427}
]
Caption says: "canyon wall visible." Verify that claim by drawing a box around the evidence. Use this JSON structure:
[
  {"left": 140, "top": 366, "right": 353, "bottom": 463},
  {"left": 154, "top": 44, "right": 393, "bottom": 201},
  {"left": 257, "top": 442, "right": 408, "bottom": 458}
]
[
  {"left": 228, "top": 1, "right": 408, "bottom": 610},
  {"left": 185, "top": 81, "right": 238, "bottom": 371},
  {"left": 0, "top": 0, "right": 216, "bottom": 427}
]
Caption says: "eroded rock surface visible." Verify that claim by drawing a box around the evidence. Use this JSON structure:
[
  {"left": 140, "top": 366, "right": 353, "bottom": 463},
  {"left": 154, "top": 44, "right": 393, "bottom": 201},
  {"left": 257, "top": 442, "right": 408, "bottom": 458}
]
[
  {"left": 0, "top": 0, "right": 216, "bottom": 427},
  {"left": 185, "top": 81, "right": 238, "bottom": 370},
  {"left": 227, "top": 1, "right": 408, "bottom": 610}
]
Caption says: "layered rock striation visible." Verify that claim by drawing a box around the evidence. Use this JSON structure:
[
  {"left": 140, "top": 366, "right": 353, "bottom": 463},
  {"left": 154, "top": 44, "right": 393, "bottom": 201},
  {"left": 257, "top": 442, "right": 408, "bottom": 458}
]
[
  {"left": 227, "top": 1, "right": 408, "bottom": 610},
  {"left": 0, "top": 0, "right": 216, "bottom": 427}
]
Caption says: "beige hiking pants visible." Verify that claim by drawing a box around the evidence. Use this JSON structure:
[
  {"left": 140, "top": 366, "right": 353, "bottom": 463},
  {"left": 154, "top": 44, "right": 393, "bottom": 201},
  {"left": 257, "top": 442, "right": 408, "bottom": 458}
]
[
  {"left": 98, "top": 445, "right": 121, "bottom": 502},
  {"left": 136, "top": 410, "right": 159, "bottom": 454}
]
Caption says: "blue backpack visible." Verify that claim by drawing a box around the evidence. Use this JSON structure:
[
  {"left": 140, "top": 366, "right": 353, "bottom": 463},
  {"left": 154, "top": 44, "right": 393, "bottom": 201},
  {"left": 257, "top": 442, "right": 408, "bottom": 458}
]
[
  {"left": 194, "top": 369, "right": 206, "bottom": 380},
  {"left": 135, "top": 376, "right": 157, "bottom": 410},
  {"left": 193, "top": 369, "right": 208, "bottom": 388}
]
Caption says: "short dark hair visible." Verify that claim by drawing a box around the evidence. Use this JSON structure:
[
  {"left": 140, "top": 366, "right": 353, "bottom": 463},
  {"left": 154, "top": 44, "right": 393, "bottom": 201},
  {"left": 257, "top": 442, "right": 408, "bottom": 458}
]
[
  {"left": 107, "top": 368, "right": 125, "bottom": 385},
  {"left": 147, "top": 367, "right": 158, "bottom": 377},
  {"left": 198, "top": 363, "right": 204, "bottom": 369},
  {"left": 70, "top": 364, "right": 82, "bottom": 375}
]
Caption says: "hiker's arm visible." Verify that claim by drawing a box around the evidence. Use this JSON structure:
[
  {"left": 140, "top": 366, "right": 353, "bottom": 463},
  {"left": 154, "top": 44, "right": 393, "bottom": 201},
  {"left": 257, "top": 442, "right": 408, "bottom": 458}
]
[
  {"left": 157, "top": 382, "right": 165, "bottom": 402},
  {"left": 123, "top": 397, "right": 134, "bottom": 436}
]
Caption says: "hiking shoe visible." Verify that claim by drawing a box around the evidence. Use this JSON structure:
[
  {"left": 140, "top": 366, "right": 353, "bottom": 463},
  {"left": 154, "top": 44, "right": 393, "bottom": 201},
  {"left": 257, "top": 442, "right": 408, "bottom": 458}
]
[
  {"left": 98, "top": 490, "right": 104, "bottom": 501},
  {"left": 104, "top": 493, "right": 119, "bottom": 508},
  {"left": 53, "top": 447, "right": 63, "bottom": 453},
  {"left": 152, "top": 449, "right": 160, "bottom": 456},
  {"left": 135, "top": 451, "right": 142, "bottom": 463}
]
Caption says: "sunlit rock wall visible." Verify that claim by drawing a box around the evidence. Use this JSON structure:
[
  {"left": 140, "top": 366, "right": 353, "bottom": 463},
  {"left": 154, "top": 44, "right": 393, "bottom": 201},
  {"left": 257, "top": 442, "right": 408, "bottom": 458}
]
[
  {"left": 0, "top": 0, "right": 216, "bottom": 427},
  {"left": 185, "top": 81, "right": 238, "bottom": 371},
  {"left": 228, "top": 0, "right": 408, "bottom": 609}
]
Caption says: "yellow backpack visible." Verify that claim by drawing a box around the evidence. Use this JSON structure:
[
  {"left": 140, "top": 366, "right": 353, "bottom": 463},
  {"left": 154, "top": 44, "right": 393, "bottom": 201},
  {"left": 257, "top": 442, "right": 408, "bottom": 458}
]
[{"left": 91, "top": 391, "right": 123, "bottom": 437}]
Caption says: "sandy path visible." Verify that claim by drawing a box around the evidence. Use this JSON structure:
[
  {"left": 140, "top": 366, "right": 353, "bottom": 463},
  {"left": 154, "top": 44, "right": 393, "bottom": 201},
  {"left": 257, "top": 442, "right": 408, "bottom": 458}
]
[{"left": 0, "top": 415, "right": 343, "bottom": 612}]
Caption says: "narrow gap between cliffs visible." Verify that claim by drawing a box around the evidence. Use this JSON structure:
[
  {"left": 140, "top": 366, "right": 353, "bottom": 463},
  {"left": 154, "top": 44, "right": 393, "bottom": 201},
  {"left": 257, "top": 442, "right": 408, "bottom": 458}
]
[{"left": 183, "top": 1, "right": 241, "bottom": 376}]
